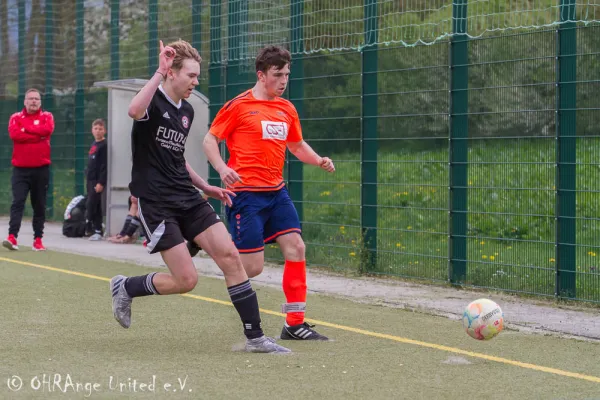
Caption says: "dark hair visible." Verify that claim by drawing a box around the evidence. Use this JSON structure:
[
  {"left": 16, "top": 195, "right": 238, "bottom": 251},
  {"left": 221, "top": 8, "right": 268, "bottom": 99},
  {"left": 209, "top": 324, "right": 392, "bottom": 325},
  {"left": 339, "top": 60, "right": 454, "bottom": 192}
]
[
  {"left": 92, "top": 118, "right": 106, "bottom": 128},
  {"left": 255, "top": 45, "right": 291, "bottom": 74}
]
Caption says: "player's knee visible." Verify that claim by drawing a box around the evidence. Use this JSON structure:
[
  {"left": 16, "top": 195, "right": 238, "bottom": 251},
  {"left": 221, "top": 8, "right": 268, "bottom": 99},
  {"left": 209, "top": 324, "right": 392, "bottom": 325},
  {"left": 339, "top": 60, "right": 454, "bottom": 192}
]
[
  {"left": 286, "top": 236, "right": 306, "bottom": 259},
  {"left": 177, "top": 273, "right": 198, "bottom": 293},
  {"left": 217, "top": 247, "right": 244, "bottom": 273}
]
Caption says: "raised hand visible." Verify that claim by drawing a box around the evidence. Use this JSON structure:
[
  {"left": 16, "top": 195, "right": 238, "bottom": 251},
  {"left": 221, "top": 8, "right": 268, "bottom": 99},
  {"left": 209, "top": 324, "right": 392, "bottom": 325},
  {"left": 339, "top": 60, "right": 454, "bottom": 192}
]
[{"left": 158, "top": 40, "right": 176, "bottom": 75}]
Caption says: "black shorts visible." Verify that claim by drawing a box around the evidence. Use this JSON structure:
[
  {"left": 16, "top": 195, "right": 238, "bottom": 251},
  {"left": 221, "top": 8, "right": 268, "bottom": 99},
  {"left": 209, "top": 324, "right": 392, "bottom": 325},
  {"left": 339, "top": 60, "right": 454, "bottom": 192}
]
[{"left": 137, "top": 197, "right": 222, "bottom": 254}]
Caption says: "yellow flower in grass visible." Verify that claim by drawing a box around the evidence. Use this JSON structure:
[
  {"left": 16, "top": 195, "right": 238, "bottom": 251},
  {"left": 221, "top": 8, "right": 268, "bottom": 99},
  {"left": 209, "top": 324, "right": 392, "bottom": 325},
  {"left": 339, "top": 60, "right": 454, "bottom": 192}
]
[
  {"left": 549, "top": 258, "right": 556, "bottom": 263},
  {"left": 490, "top": 256, "right": 495, "bottom": 261},
  {"left": 320, "top": 191, "right": 331, "bottom": 197},
  {"left": 480, "top": 241, "right": 485, "bottom": 245},
  {"left": 482, "top": 255, "right": 488, "bottom": 259},
  {"left": 588, "top": 251, "right": 597, "bottom": 257},
  {"left": 349, "top": 252, "right": 356, "bottom": 257}
]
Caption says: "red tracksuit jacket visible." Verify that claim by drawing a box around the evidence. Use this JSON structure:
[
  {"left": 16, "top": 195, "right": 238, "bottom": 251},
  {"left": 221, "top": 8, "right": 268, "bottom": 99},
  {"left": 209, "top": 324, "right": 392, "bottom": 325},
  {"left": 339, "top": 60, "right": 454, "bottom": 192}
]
[{"left": 8, "top": 108, "right": 55, "bottom": 168}]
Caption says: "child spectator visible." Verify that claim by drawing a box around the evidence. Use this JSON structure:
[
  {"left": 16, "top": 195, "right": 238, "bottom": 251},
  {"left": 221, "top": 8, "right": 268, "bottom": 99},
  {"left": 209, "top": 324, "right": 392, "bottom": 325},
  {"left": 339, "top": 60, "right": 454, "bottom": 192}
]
[{"left": 85, "top": 119, "right": 107, "bottom": 241}]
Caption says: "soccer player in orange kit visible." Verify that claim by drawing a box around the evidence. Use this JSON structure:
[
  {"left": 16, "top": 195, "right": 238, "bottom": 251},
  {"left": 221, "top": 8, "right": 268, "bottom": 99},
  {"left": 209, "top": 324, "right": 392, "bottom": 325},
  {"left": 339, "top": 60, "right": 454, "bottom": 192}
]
[{"left": 203, "top": 45, "right": 336, "bottom": 341}]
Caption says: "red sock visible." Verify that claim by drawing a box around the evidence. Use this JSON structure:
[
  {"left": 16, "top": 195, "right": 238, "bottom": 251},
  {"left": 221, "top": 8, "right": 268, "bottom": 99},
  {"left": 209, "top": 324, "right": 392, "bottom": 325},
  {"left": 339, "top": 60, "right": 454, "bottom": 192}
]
[{"left": 282, "top": 260, "right": 307, "bottom": 326}]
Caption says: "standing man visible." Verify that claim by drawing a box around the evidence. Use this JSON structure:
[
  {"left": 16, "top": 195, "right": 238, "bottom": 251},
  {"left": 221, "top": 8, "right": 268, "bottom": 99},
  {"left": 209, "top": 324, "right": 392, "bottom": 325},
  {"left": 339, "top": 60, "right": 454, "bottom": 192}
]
[
  {"left": 203, "top": 45, "right": 336, "bottom": 341},
  {"left": 3, "top": 88, "right": 54, "bottom": 251}
]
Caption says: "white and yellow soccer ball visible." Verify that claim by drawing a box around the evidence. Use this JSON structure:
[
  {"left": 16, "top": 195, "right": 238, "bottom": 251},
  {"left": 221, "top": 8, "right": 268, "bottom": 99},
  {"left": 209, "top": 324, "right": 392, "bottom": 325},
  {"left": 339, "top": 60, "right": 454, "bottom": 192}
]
[{"left": 462, "top": 298, "right": 504, "bottom": 340}]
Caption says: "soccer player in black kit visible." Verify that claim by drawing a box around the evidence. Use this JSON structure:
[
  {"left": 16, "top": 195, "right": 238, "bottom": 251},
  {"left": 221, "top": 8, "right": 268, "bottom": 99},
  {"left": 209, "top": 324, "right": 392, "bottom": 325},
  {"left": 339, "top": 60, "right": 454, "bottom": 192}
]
[{"left": 109, "top": 39, "right": 290, "bottom": 354}]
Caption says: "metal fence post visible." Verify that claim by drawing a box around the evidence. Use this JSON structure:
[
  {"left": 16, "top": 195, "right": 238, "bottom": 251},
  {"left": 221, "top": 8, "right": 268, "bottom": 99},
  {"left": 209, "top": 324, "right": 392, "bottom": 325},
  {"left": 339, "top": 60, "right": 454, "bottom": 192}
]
[
  {"left": 111, "top": 0, "right": 120, "bottom": 81},
  {"left": 18, "top": 0, "right": 26, "bottom": 105},
  {"left": 45, "top": 0, "right": 55, "bottom": 218},
  {"left": 556, "top": 0, "right": 577, "bottom": 299},
  {"left": 192, "top": 0, "right": 202, "bottom": 52},
  {"left": 75, "top": 0, "right": 85, "bottom": 195},
  {"left": 148, "top": 0, "right": 158, "bottom": 76},
  {"left": 289, "top": 0, "right": 305, "bottom": 226},
  {"left": 449, "top": 0, "right": 469, "bottom": 283},
  {"left": 208, "top": 0, "right": 223, "bottom": 213},
  {"left": 361, "top": 0, "right": 378, "bottom": 271}
]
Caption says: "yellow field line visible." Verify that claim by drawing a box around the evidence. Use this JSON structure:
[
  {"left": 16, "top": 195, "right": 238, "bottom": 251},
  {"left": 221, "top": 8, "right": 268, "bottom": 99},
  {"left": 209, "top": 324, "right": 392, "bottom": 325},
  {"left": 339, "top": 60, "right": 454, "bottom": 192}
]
[
  {"left": 2, "top": 256, "right": 600, "bottom": 384},
  {"left": 0, "top": 257, "right": 112, "bottom": 281}
]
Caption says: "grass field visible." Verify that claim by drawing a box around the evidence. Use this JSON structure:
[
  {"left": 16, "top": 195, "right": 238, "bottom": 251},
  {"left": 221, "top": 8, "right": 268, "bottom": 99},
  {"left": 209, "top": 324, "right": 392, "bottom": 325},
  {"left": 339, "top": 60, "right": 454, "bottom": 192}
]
[{"left": 1, "top": 249, "right": 600, "bottom": 399}]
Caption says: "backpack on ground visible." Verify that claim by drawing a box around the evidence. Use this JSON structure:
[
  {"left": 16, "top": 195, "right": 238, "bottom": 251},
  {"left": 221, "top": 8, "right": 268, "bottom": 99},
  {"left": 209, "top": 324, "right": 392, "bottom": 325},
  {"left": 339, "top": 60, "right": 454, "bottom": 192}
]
[{"left": 62, "top": 195, "right": 87, "bottom": 238}]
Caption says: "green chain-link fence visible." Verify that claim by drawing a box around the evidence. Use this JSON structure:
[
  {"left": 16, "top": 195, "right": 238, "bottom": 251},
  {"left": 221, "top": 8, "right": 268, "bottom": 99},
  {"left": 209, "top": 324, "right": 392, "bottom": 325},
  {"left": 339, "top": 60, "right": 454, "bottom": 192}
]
[{"left": 0, "top": 0, "right": 599, "bottom": 302}]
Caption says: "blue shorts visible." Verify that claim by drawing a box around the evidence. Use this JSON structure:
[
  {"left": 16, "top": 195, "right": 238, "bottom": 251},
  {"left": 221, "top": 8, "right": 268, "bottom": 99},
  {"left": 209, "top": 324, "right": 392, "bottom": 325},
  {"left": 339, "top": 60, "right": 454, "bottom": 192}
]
[{"left": 226, "top": 187, "right": 301, "bottom": 253}]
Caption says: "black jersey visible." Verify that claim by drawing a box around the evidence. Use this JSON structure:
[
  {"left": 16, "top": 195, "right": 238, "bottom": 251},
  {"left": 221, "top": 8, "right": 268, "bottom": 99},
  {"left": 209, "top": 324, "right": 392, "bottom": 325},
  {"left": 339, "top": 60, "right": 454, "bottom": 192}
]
[
  {"left": 86, "top": 139, "right": 107, "bottom": 185},
  {"left": 129, "top": 86, "right": 200, "bottom": 203}
]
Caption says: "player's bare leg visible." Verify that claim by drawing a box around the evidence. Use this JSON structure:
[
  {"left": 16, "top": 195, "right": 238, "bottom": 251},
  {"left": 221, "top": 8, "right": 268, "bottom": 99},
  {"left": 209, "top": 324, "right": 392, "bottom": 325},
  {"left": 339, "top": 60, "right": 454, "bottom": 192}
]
[
  {"left": 111, "top": 242, "right": 199, "bottom": 329},
  {"left": 277, "top": 233, "right": 329, "bottom": 341},
  {"left": 239, "top": 252, "right": 265, "bottom": 278}
]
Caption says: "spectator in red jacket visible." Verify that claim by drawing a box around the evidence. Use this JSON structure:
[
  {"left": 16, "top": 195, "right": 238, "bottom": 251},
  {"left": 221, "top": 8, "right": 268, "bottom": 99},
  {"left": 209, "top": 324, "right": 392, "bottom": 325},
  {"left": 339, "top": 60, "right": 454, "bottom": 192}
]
[{"left": 3, "top": 88, "right": 54, "bottom": 252}]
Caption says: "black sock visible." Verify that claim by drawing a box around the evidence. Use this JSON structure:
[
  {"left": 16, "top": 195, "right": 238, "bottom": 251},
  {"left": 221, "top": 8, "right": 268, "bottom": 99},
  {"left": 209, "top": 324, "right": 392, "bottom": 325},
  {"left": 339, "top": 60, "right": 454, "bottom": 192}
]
[
  {"left": 228, "top": 280, "right": 263, "bottom": 339},
  {"left": 125, "top": 272, "right": 159, "bottom": 297},
  {"left": 119, "top": 215, "right": 133, "bottom": 236},
  {"left": 123, "top": 216, "right": 141, "bottom": 237}
]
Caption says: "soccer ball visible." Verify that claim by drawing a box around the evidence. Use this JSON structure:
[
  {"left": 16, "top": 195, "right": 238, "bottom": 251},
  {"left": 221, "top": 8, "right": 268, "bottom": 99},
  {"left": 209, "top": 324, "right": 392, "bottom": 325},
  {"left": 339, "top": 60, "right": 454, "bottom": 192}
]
[{"left": 462, "top": 298, "right": 504, "bottom": 340}]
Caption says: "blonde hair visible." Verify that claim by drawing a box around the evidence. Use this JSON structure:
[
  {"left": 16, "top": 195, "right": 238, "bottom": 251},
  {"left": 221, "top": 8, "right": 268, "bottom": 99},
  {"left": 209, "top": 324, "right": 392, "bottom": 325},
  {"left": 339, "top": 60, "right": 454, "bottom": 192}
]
[{"left": 167, "top": 40, "right": 202, "bottom": 71}]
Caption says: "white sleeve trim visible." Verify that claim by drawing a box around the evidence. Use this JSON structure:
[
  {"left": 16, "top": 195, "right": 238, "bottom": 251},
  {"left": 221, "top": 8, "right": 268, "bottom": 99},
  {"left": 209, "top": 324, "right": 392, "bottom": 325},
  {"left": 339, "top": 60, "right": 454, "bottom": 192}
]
[{"left": 136, "top": 109, "right": 150, "bottom": 122}]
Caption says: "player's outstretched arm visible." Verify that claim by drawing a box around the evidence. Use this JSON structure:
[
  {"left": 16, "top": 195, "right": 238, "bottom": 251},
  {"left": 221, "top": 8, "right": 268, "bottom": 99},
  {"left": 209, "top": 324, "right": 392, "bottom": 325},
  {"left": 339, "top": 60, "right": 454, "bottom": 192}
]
[
  {"left": 185, "top": 161, "right": 210, "bottom": 191},
  {"left": 128, "top": 40, "right": 175, "bottom": 120},
  {"left": 203, "top": 133, "right": 242, "bottom": 186},
  {"left": 186, "top": 161, "right": 236, "bottom": 207},
  {"left": 287, "top": 140, "right": 335, "bottom": 172}
]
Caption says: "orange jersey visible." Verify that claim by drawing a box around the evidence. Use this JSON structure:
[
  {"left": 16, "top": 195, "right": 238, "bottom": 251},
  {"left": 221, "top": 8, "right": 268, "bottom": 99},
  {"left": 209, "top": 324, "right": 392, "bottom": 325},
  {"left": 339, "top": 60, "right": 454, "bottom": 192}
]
[{"left": 208, "top": 90, "right": 303, "bottom": 191}]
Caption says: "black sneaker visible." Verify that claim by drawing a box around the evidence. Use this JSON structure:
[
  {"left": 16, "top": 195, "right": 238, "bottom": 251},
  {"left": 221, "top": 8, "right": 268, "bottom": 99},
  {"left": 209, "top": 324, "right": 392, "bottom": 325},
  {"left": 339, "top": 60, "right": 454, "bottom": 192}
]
[
  {"left": 280, "top": 322, "right": 329, "bottom": 341},
  {"left": 187, "top": 240, "right": 201, "bottom": 257}
]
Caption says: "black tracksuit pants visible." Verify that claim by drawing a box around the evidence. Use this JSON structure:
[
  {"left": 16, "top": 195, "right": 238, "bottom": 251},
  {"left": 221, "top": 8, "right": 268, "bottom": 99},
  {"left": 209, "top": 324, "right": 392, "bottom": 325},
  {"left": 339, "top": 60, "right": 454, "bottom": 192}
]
[
  {"left": 86, "top": 181, "right": 103, "bottom": 234},
  {"left": 8, "top": 165, "right": 50, "bottom": 239}
]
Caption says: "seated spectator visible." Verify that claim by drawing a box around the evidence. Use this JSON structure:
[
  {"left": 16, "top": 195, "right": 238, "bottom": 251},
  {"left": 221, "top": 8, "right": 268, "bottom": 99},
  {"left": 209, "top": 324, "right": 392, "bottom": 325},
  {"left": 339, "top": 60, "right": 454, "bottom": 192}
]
[{"left": 107, "top": 196, "right": 143, "bottom": 244}]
